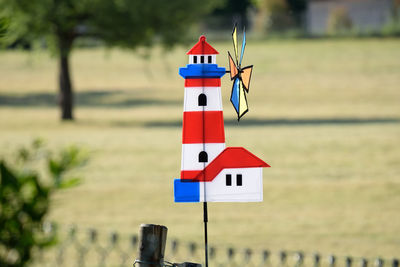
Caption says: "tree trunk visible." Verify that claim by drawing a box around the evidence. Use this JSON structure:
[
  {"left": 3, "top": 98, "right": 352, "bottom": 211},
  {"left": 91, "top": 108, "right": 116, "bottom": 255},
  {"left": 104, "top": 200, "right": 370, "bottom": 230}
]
[{"left": 58, "top": 37, "right": 74, "bottom": 120}]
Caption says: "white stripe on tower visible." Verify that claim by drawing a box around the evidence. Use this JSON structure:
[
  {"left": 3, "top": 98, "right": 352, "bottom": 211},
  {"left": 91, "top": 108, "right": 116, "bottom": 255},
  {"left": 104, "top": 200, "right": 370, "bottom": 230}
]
[
  {"left": 181, "top": 143, "right": 225, "bottom": 170},
  {"left": 183, "top": 87, "right": 223, "bottom": 112}
]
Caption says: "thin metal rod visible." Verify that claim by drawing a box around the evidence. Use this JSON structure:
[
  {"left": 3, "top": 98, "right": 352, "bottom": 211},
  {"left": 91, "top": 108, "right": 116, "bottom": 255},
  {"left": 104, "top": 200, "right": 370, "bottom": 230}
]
[
  {"left": 201, "top": 41, "right": 208, "bottom": 267},
  {"left": 203, "top": 202, "right": 209, "bottom": 267}
]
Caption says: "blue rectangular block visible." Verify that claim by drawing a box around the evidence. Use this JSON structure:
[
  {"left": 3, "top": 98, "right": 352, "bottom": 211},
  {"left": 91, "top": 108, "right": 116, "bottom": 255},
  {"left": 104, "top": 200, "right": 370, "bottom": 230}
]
[{"left": 174, "top": 179, "right": 200, "bottom": 202}]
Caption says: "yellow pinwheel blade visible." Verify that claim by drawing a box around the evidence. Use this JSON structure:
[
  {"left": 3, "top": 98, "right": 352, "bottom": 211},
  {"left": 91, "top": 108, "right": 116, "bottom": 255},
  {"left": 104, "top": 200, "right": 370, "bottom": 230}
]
[
  {"left": 232, "top": 25, "right": 238, "bottom": 64},
  {"left": 241, "top": 65, "right": 253, "bottom": 92},
  {"left": 238, "top": 82, "right": 248, "bottom": 119},
  {"left": 228, "top": 52, "right": 238, "bottom": 80}
]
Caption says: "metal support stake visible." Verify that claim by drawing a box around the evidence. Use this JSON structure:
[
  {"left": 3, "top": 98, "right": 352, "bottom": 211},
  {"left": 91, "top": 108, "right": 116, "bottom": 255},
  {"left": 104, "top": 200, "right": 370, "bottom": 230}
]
[{"left": 203, "top": 202, "right": 209, "bottom": 267}]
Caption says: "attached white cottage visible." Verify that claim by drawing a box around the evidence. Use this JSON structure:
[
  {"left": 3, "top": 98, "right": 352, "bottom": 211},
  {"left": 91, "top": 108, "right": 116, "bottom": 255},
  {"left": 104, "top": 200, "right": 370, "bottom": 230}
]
[{"left": 193, "top": 147, "right": 268, "bottom": 202}]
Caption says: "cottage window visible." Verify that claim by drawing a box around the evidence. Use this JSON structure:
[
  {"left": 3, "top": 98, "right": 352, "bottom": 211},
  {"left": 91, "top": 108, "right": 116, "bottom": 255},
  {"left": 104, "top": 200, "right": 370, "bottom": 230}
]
[
  {"left": 200, "top": 56, "right": 204, "bottom": 63},
  {"left": 226, "top": 174, "right": 232, "bottom": 186},
  {"left": 198, "top": 93, "right": 207, "bottom": 106},
  {"left": 199, "top": 151, "right": 208, "bottom": 163},
  {"left": 193, "top": 56, "right": 197, "bottom": 64},
  {"left": 236, "top": 174, "right": 242, "bottom": 186},
  {"left": 208, "top": 56, "right": 212, "bottom": 63}
]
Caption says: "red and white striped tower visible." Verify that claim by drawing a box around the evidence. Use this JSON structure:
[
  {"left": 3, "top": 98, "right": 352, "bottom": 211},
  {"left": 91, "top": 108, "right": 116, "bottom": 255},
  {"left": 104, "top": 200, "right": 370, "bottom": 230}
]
[{"left": 180, "top": 36, "right": 226, "bottom": 202}]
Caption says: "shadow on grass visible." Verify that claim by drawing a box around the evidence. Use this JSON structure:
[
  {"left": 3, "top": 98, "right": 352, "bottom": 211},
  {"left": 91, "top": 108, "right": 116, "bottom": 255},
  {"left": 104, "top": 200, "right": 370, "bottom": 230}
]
[
  {"left": 136, "top": 117, "right": 400, "bottom": 128},
  {"left": 0, "top": 90, "right": 180, "bottom": 108}
]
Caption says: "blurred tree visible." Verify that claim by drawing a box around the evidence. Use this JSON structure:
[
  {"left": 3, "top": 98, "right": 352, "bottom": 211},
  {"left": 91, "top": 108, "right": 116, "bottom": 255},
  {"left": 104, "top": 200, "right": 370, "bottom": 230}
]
[
  {"left": 327, "top": 6, "right": 353, "bottom": 35},
  {"left": 393, "top": 0, "right": 400, "bottom": 20},
  {"left": 286, "top": 0, "right": 307, "bottom": 24},
  {"left": 211, "top": 0, "right": 254, "bottom": 28},
  {"left": 254, "top": 0, "right": 307, "bottom": 33},
  {"left": 0, "top": 0, "right": 222, "bottom": 120},
  {"left": 0, "top": 17, "right": 7, "bottom": 41},
  {"left": 0, "top": 139, "right": 88, "bottom": 266}
]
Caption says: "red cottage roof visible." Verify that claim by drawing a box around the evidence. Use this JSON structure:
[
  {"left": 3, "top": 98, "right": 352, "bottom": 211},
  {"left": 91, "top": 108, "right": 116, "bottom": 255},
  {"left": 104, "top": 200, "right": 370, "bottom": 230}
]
[
  {"left": 187, "top": 35, "right": 219, "bottom": 55},
  {"left": 192, "top": 147, "right": 270, "bottom": 182}
]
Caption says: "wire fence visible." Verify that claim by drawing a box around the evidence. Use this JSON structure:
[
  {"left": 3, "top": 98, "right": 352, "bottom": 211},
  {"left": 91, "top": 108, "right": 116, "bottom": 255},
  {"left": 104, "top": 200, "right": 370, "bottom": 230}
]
[{"left": 33, "top": 224, "right": 399, "bottom": 267}]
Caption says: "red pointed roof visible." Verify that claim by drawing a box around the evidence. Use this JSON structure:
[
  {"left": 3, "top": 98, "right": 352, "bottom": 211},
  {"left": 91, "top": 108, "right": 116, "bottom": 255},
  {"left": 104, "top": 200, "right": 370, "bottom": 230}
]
[
  {"left": 187, "top": 35, "right": 219, "bottom": 55},
  {"left": 191, "top": 147, "right": 270, "bottom": 182}
]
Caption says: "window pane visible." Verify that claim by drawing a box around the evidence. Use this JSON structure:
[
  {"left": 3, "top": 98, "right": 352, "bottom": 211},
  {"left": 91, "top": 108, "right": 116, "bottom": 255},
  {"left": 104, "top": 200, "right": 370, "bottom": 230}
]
[
  {"left": 226, "top": 174, "right": 232, "bottom": 186},
  {"left": 208, "top": 56, "right": 212, "bottom": 63},
  {"left": 199, "top": 151, "right": 208, "bottom": 162},
  {"left": 198, "top": 93, "right": 207, "bottom": 106},
  {"left": 193, "top": 56, "right": 197, "bottom": 64},
  {"left": 236, "top": 174, "right": 242, "bottom": 186},
  {"left": 201, "top": 56, "right": 204, "bottom": 63}
]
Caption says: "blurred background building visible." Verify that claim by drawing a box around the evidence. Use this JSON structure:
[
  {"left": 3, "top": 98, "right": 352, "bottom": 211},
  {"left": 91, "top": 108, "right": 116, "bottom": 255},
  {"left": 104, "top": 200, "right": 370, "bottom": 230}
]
[
  {"left": 307, "top": 0, "right": 395, "bottom": 35},
  {"left": 202, "top": 0, "right": 400, "bottom": 37}
]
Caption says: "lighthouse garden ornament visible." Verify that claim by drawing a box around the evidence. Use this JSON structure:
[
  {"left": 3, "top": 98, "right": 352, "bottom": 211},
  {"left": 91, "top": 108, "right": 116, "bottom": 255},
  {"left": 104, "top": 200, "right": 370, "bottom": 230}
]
[
  {"left": 172, "top": 26, "right": 270, "bottom": 267},
  {"left": 174, "top": 27, "right": 270, "bottom": 203}
]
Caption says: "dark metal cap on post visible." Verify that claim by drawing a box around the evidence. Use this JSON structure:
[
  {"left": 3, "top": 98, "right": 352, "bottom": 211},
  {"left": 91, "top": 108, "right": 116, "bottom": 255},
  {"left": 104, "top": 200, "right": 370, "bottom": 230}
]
[{"left": 136, "top": 224, "right": 168, "bottom": 267}]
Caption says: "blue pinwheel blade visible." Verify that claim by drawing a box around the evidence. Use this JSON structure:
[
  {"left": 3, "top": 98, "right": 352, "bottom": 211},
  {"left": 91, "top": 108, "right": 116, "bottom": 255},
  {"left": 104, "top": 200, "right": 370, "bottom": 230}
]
[
  {"left": 239, "top": 29, "right": 246, "bottom": 66},
  {"left": 230, "top": 78, "right": 241, "bottom": 114}
]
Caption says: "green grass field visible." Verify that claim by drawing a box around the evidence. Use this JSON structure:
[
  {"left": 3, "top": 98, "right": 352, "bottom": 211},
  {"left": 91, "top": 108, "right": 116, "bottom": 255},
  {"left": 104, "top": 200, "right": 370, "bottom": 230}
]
[{"left": 1, "top": 38, "right": 400, "bottom": 259}]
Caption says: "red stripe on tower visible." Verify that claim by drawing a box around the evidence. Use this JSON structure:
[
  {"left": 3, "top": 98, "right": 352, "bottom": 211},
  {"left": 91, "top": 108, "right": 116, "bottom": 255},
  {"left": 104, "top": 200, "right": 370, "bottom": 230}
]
[
  {"left": 180, "top": 170, "right": 202, "bottom": 180},
  {"left": 185, "top": 78, "right": 221, "bottom": 87},
  {"left": 182, "top": 111, "right": 225, "bottom": 144}
]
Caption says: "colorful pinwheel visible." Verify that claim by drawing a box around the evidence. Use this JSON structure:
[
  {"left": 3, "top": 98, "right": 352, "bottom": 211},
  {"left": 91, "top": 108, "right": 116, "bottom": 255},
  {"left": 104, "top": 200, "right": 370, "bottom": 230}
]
[{"left": 228, "top": 25, "right": 253, "bottom": 121}]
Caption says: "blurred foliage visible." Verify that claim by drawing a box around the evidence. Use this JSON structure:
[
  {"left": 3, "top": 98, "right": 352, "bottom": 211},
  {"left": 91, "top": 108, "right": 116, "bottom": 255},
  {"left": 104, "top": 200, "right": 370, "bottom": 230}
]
[
  {"left": 0, "top": 0, "right": 224, "bottom": 120},
  {"left": 381, "top": 18, "right": 400, "bottom": 37},
  {"left": 210, "top": 0, "right": 254, "bottom": 29},
  {"left": 0, "top": 139, "right": 88, "bottom": 266},
  {"left": 253, "top": 0, "right": 306, "bottom": 33},
  {"left": 0, "top": 17, "right": 8, "bottom": 43},
  {"left": 327, "top": 6, "right": 353, "bottom": 35},
  {"left": 0, "top": 0, "right": 224, "bottom": 53},
  {"left": 213, "top": 0, "right": 253, "bottom": 17}
]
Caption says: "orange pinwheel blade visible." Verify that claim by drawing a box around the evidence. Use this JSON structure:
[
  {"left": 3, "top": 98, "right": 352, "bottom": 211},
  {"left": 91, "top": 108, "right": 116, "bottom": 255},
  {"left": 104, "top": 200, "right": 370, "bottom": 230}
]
[
  {"left": 241, "top": 65, "right": 253, "bottom": 92},
  {"left": 228, "top": 52, "right": 238, "bottom": 80}
]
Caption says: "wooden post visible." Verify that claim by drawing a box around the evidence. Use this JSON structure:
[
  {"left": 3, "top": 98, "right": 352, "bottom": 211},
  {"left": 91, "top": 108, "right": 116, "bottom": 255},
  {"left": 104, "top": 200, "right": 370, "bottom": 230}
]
[
  {"left": 313, "top": 253, "right": 321, "bottom": 267},
  {"left": 136, "top": 224, "right": 168, "bottom": 267},
  {"left": 345, "top": 257, "right": 352, "bottom": 267},
  {"left": 328, "top": 255, "right": 336, "bottom": 267}
]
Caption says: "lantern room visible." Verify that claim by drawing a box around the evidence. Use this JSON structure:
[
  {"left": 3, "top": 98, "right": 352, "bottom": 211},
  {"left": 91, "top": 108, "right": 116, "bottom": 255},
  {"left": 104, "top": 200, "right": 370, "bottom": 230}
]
[{"left": 187, "top": 35, "right": 219, "bottom": 65}]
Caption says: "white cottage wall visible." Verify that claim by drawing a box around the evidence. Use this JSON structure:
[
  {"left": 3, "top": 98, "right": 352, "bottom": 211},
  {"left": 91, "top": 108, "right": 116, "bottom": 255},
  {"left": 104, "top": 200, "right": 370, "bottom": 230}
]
[{"left": 199, "top": 167, "right": 263, "bottom": 202}]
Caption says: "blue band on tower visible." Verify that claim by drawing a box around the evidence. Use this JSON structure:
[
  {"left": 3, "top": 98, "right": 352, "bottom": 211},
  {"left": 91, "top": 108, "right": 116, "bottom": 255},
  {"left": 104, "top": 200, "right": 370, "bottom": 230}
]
[{"left": 179, "top": 64, "right": 226, "bottom": 79}]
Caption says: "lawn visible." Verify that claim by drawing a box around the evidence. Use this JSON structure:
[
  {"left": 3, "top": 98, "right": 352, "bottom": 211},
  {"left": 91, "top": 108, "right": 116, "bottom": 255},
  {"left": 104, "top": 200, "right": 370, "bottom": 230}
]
[{"left": 0, "top": 38, "right": 399, "bottom": 259}]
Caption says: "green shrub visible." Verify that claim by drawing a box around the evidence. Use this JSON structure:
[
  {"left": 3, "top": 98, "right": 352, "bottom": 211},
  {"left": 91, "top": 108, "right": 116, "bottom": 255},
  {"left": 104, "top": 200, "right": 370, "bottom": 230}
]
[
  {"left": 0, "top": 139, "right": 88, "bottom": 266},
  {"left": 381, "top": 19, "right": 400, "bottom": 37},
  {"left": 0, "top": 17, "right": 8, "bottom": 43}
]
